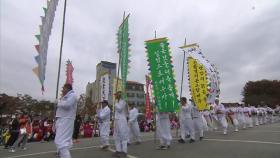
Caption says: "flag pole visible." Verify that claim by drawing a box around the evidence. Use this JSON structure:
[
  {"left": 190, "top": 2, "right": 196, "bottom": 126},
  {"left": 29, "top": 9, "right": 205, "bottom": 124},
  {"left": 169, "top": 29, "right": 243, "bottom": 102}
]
[
  {"left": 55, "top": 0, "right": 67, "bottom": 99},
  {"left": 176, "top": 38, "right": 187, "bottom": 138}
]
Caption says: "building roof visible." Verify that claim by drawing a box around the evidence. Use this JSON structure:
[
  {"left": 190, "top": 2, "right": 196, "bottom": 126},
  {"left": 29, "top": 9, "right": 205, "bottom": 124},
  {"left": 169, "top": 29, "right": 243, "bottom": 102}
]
[{"left": 127, "top": 80, "right": 144, "bottom": 85}]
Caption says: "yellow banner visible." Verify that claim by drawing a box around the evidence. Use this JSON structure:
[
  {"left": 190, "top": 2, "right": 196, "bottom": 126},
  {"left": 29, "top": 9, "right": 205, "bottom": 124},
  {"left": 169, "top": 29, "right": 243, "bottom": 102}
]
[{"left": 188, "top": 57, "right": 208, "bottom": 110}]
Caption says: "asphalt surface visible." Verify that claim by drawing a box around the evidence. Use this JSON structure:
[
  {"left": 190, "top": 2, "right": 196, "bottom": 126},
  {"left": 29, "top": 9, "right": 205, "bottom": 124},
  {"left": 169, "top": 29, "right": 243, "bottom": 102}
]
[{"left": 1, "top": 122, "right": 280, "bottom": 158}]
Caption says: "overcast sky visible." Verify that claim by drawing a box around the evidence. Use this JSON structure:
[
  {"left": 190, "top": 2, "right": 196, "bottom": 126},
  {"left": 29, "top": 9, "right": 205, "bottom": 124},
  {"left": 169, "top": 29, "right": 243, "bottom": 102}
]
[{"left": 1, "top": 0, "right": 279, "bottom": 103}]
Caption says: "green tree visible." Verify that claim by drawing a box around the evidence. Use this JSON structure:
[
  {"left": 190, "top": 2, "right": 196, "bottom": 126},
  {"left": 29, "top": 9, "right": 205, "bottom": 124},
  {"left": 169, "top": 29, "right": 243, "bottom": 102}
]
[{"left": 242, "top": 80, "right": 280, "bottom": 107}]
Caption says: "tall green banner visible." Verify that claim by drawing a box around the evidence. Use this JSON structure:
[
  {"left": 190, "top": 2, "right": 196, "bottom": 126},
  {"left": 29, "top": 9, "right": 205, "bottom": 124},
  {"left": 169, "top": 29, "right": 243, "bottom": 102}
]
[
  {"left": 117, "top": 15, "right": 130, "bottom": 98},
  {"left": 145, "top": 38, "right": 179, "bottom": 112}
]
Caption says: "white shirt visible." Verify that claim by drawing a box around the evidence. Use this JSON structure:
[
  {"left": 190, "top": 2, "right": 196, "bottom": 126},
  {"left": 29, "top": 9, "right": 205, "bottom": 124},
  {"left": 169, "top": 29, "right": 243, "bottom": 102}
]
[
  {"left": 56, "top": 90, "right": 77, "bottom": 119},
  {"left": 129, "top": 107, "right": 139, "bottom": 123},
  {"left": 114, "top": 99, "right": 128, "bottom": 120},
  {"left": 181, "top": 103, "right": 193, "bottom": 119},
  {"left": 215, "top": 104, "right": 226, "bottom": 118},
  {"left": 97, "top": 105, "right": 111, "bottom": 122}
]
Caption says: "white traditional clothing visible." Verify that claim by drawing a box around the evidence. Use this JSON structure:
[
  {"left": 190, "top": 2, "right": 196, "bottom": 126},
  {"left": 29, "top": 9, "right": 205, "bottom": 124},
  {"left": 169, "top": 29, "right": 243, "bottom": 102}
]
[
  {"left": 192, "top": 106, "right": 204, "bottom": 138},
  {"left": 250, "top": 106, "right": 259, "bottom": 126},
  {"left": 180, "top": 104, "right": 195, "bottom": 140},
  {"left": 128, "top": 107, "right": 141, "bottom": 143},
  {"left": 157, "top": 113, "right": 172, "bottom": 147},
  {"left": 214, "top": 103, "right": 228, "bottom": 134},
  {"left": 203, "top": 110, "right": 213, "bottom": 131},
  {"left": 97, "top": 105, "right": 111, "bottom": 147},
  {"left": 114, "top": 99, "right": 129, "bottom": 153},
  {"left": 243, "top": 107, "right": 253, "bottom": 128},
  {"left": 237, "top": 106, "right": 246, "bottom": 129},
  {"left": 55, "top": 90, "right": 77, "bottom": 158},
  {"left": 227, "top": 107, "right": 239, "bottom": 131}
]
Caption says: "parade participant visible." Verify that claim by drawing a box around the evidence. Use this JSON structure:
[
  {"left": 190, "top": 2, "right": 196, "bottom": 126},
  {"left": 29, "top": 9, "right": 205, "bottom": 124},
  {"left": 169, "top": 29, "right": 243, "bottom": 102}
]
[
  {"left": 6, "top": 114, "right": 20, "bottom": 152},
  {"left": 55, "top": 83, "right": 78, "bottom": 158},
  {"left": 96, "top": 100, "right": 111, "bottom": 149},
  {"left": 156, "top": 111, "right": 172, "bottom": 150},
  {"left": 250, "top": 105, "right": 259, "bottom": 126},
  {"left": 227, "top": 104, "right": 239, "bottom": 132},
  {"left": 112, "top": 91, "right": 129, "bottom": 158},
  {"left": 243, "top": 104, "right": 253, "bottom": 128},
  {"left": 257, "top": 105, "right": 264, "bottom": 125},
  {"left": 11, "top": 114, "right": 28, "bottom": 151},
  {"left": 203, "top": 109, "right": 214, "bottom": 131},
  {"left": 72, "top": 114, "right": 82, "bottom": 143},
  {"left": 237, "top": 104, "right": 246, "bottom": 129},
  {"left": 191, "top": 100, "right": 204, "bottom": 140},
  {"left": 178, "top": 97, "right": 195, "bottom": 143},
  {"left": 214, "top": 99, "right": 228, "bottom": 135},
  {"left": 209, "top": 106, "right": 218, "bottom": 130},
  {"left": 128, "top": 104, "right": 141, "bottom": 145}
]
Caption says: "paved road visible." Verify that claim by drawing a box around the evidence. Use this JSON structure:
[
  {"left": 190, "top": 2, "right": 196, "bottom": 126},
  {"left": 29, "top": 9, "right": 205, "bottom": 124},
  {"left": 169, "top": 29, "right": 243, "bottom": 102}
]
[{"left": 1, "top": 122, "right": 280, "bottom": 158}]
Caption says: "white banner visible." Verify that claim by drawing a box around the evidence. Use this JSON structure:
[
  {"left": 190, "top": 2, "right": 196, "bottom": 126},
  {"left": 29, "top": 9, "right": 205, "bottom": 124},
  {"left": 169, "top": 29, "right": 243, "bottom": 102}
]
[{"left": 100, "top": 73, "right": 109, "bottom": 102}]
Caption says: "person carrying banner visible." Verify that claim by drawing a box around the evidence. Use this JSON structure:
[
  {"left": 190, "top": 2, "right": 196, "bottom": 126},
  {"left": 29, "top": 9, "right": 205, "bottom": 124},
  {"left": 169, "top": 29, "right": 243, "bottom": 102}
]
[
  {"left": 178, "top": 97, "right": 195, "bottom": 144},
  {"left": 112, "top": 91, "right": 129, "bottom": 158},
  {"left": 54, "top": 83, "right": 78, "bottom": 158},
  {"left": 128, "top": 104, "right": 141, "bottom": 145},
  {"left": 156, "top": 108, "right": 172, "bottom": 150},
  {"left": 96, "top": 100, "right": 111, "bottom": 149}
]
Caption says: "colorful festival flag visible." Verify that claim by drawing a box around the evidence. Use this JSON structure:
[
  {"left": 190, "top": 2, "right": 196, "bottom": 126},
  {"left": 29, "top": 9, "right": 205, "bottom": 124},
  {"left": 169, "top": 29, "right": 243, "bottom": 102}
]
[
  {"left": 100, "top": 73, "right": 110, "bottom": 102},
  {"left": 65, "top": 60, "right": 74, "bottom": 85},
  {"left": 187, "top": 57, "right": 208, "bottom": 110},
  {"left": 181, "top": 43, "right": 220, "bottom": 107},
  {"left": 32, "top": 0, "right": 59, "bottom": 92},
  {"left": 117, "top": 15, "right": 130, "bottom": 98},
  {"left": 145, "top": 37, "right": 179, "bottom": 112},
  {"left": 145, "top": 75, "right": 152, "bottom": 121}
]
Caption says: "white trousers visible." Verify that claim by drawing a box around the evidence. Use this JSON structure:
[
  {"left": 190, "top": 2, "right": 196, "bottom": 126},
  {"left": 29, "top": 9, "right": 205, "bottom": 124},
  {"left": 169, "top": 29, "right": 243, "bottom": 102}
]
[
  {"left": 181, "top": 118, "right": 195, "bottom": 140},
  {"left": 114, "top": 118, "right": 128, "bottom": 153},
  {"left": 128, "top": 121, "right": 141, "bottom": 143},
  {"left": 100, "top": 121, "right": 110, "bottom": 146},
  {"left": 157, "top": 117, "right": 172, "bottom": 146},
  {"left": 193, "top": 117, "right": 204, "bottom": 137},
  {"left": 55, "top": 118, "right": 74, "bottom": 158}
]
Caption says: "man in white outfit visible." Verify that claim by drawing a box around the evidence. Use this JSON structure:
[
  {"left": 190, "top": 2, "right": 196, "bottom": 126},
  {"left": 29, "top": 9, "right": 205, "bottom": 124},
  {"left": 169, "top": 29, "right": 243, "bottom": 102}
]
[
  {"left": 128, "top": 105, "right": 141, "bottom": 145},
  {"left": 250, "top": 105, "right": 259, "bottom": 126},
  {"left": 55, "top": 84, "right": 78, "bottom": 158},
  {"left": 96, "top": 100, "right": 111, "bottom": 149},
  {"left": 178, "top": 97, "right": 195, "bottom": 143},
  {"left": 113, "top": 91, "right": 129, "bottom": 158},
  {"left": 156, "top": 111, "right": 172, "bottom": 150},
  {"left": 214, "top": 99, "right": 228, "bottom": 135},
  {"left": 227, "top": 104, "right": 239, "bottom": 132},
  {"left": 191, "top": 100, "right": 204, "bottom": 140}
]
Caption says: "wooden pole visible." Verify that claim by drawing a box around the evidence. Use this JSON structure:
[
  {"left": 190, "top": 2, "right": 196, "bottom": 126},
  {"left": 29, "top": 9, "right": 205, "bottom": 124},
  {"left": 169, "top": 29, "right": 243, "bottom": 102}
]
[
  {"left": 55, "top": 0, "right": 67, "bottom": 99},
  {"left": 176, "top": 38, "right": 187, "bottom": 138}
]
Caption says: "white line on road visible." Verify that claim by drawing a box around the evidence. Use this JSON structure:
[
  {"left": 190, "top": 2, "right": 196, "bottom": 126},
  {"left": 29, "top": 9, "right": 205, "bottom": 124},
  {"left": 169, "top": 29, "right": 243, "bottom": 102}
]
[
  {"left": 204, "top": 138, "right": 280, "bottom": 145},
  {"left": 107, "top": 148, "right": 138, "bottom": 158}
]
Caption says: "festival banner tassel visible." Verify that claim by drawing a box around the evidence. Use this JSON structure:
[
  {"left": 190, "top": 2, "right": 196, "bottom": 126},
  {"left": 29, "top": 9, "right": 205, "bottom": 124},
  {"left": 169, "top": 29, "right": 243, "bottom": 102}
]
[{"left": 32, "top": 0, "right": 59, "bottom": 93}]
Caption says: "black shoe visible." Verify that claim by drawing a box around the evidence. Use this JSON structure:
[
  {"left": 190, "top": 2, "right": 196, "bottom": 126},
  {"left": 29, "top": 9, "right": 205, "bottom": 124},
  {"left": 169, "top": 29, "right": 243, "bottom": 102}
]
[
  {"left": 200, "top": 137, "right": 204, "bottom": 141},
  {"left": 157, "top": 146, "right": 167, "bottom": 150},
  {"left": 178, "top": 139, "right": 185, "bottom": 143},
  {"left": 189, "top": 139, "right": 195, "bottom": 143},
  {"left": 135, "top": 141, "right": 141, "bottom": 145},
  {"left": 101, "top": 145, "right": 109, "bottom": 150},
  {"left": 112, "top": 151, "right": 121, "bottom": 158},
  {"left": 119, "top": 152, "right": 127, "bottom": 158}
]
